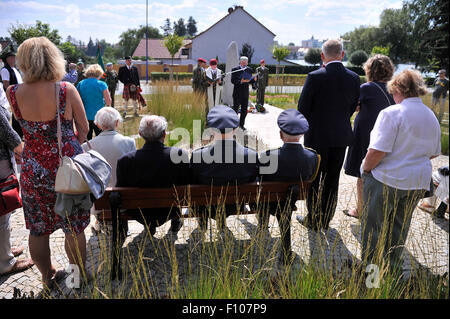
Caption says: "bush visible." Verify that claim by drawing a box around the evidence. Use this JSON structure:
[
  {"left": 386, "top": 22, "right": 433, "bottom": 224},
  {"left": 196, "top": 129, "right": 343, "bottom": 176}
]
[
  {"left": 151, "top": 72, "right": 193, "bottom": 81},
  {"left": 304, "top": 48, "right": 322, "bottom": 66},
  {"left": 349, "top": 50, "right": 369, "bottom": 67}
]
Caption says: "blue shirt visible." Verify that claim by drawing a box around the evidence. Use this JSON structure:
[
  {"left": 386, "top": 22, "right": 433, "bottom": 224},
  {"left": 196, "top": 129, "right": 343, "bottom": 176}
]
[
  {"left": 62, "top": 69, "right": 78, "bottom": 84},
  {"left": 77, "top": 78, "right": 108, "bottom": 120}
]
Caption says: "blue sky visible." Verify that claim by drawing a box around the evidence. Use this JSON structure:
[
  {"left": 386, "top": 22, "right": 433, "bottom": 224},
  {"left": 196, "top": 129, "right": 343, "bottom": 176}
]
[{"left": 0, "top": 0, "right": 404, "bottom": 45}]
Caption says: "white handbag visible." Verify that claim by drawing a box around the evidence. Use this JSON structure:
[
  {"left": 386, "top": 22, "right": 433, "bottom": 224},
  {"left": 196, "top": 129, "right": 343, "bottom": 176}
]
[{"left": 53, "top": 82, "right": 90, "bottom": 194}]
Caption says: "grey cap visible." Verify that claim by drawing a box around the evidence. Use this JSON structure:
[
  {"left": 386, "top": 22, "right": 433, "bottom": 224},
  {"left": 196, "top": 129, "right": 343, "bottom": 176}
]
[
  {"left": 277, "top": 109, "right": 309, "bottom": 135},
  {"left": 207, "top": 105, "right": 239, "bottom": 132}
]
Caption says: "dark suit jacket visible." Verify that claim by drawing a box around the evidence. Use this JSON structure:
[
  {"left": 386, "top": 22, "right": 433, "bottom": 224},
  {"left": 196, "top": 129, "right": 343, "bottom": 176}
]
[
  {"left": 259, "top": 143, "right": 320, "bottom": 182},
  {"left": 297, "top": 62, "right": 360, "bottom": 148},
  {"left": 231, "top": 66, "right": 255, "bottom": 97},
  {"left": 190, "top": 139, "right": 259, "bottom": 186},
  {"left": 118, "top": 65, "right": 140, "bottom": 86},
  {"left": 116, "top": 141, "right": 190, "bottom": 188}
]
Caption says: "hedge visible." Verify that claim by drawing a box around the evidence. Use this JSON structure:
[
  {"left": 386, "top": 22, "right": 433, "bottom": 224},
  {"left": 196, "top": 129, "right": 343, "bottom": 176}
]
[{"left": 151, "top": 72, "right": 193, "bottom": 81}]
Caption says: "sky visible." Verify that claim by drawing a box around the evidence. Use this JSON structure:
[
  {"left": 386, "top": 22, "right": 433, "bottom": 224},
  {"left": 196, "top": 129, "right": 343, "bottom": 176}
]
[{"left": 0, "top": 0, "right": 404, "bottom": 46}]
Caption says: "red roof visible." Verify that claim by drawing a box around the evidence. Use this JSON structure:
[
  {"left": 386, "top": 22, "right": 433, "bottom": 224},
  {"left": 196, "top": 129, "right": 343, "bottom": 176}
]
[{"left": 132, "top": 39, "right": 191, "bottom": 58}]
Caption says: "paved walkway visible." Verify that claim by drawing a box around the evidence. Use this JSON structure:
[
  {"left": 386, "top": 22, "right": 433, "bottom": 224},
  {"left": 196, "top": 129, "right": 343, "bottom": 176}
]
[{"left": 0, "top": 104, "right": 448, "bottom": 299}]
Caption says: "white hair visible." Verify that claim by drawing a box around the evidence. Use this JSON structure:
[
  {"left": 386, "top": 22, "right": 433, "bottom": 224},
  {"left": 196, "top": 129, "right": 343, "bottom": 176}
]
[
  {"left": 139, "top": 115, "right": 168, "bottom": 142},
  {"left": 94, "top": 107, "right": 122, "bottom": 130},
  {"left": 280, "top": 130, "right": 301, "bottom": 141},
  {"left": 240, "top": 56, "right": 248, "bottom": 61},
  {"left": 321, "top": 39, "right": 343, "bottom": 59}
]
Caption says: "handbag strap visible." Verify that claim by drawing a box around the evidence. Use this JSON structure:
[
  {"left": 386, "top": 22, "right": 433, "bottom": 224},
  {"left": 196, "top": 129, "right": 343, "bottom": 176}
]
[
  {"left": 55, "top": 82, "right": 62, "bottom": 166},
  {"left": 371, "top": 81, "right": 392, "bottom": 106}
]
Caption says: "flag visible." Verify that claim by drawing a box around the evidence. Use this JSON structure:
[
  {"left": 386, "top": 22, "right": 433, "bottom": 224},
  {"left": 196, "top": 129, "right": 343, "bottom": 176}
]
[{"left": 96, "top": 44, "right": 107, "bottom": 81}]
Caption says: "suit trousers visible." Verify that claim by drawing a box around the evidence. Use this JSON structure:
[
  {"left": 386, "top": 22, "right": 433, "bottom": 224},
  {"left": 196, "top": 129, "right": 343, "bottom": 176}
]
[
  {"left": 306, "top": 146, "right": 346, "bottom": 229},
  {"left": 256, "top": 85, "right": 266, "bottom": 106},
  {"left": 232, "top": 87, "right": 249, "bottom": 128}
]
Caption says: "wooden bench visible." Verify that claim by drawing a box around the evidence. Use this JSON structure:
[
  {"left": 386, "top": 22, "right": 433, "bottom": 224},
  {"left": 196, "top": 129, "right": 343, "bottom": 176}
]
[{"left": 95, "top": 181, "right": 311, "bottom": 280}]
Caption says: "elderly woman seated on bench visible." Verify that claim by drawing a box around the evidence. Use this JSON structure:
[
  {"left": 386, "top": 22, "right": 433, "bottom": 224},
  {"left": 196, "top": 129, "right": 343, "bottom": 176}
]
[{"left": 115, "top": 115, "right": 190, "bottom": 236}]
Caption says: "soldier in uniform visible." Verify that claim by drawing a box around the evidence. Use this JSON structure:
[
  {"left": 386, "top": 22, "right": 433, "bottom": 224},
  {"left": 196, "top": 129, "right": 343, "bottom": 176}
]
[
  {"left": 256, "top": 59, "right": 269, "bottom": 112},
  {"left": 231, "top": 56, "right": 256, "bottom": 130},
  {"left": 75, "top": 61, "right": 86, "bottom": 87},
  {"left": 190, "top": 105, "right": 259, "bottom": 234},
  {"left": 258, "top": 109, "right": 320, "bottom": 263},
  {"left": 105, "top": 62, "right": 118, "bottom": 108},
  {"left": 118, "top": 56, "right": 141, "bottom": 117},
  {"left": 192, "top": 58, "right": 207, "bottom": 95}
]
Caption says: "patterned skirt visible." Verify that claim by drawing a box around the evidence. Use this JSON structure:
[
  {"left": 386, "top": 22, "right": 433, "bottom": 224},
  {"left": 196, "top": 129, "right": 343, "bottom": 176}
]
[{"left": 122, "top": 84, "right": 138, "bottom": 100}]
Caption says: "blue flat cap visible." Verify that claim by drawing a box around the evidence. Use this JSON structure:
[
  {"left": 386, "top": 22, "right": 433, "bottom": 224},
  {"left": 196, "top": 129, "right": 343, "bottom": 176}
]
[
  {"left": 207, "top": 105, "right": 239, "bottom": 132},
  {"left": 277, "top": 109, "right": 309, "bottom": 135},
  {"left": 106, "top": 62, "right": 113, "bottom": 66}
]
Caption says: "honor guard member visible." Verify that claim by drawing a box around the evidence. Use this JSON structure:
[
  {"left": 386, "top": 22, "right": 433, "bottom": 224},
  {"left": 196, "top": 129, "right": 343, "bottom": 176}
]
[
  {"left": 258, "top": 109, "right": 320, "bottom": 262},
  {"left": 75, "top": 61, "right": 86, "bottom": 87},
  {"left": 192, "top": 58, "right": 208, "bottom": 95},
  {"left": 190, "top": 105, "right": 259, "bottom": 233},
  {"left": 256, "top": 59, "right": 269, "bottom": 112},
  {"left": 118, "top": 56, "right": 141, "bottom": 117},
  {"left": 231, "top": 56, "right": 256, "bottom": 130},
  {"left": 1, "top": 47, "right": 24, "bottom": 138},
  {"left": 105, "top": 62, "right": 118, "bottom": 108},
  {"left": 205, "top": 59, "right": 223, "bottom": 110}
]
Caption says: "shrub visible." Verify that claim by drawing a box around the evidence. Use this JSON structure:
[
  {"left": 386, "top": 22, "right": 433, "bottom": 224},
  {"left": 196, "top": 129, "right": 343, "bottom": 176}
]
[
  {"left": 304, "top": 48, "right": 322, "bottom": 66},
  {"left": 349, "top": 50, "right": 369, "bottom": 67},
  {"left": 151, "top": 72, "right": 192, "bottom": 81}
]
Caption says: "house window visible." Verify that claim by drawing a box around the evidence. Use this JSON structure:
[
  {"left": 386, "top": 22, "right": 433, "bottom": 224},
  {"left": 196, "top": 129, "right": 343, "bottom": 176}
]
[{"left": 181, "top": 48, "right": 189, "bottom": 56}]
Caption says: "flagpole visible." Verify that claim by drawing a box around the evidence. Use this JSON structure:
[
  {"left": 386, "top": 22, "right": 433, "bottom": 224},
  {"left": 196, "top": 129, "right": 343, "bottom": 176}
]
[{"left": 146, "top": 0, "right": 148, "bottom": 84}]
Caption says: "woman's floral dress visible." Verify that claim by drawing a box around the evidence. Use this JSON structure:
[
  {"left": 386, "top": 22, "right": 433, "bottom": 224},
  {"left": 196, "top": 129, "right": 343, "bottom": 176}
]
[{"left": 10, "top": 82, "right": 90, "bottom": 236}]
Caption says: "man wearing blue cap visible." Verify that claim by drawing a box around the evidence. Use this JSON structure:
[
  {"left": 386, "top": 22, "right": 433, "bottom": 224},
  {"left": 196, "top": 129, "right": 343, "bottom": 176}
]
[
  {"left": 105, "top": 62, "right": 118, "bottom": 108},
  {"left": 258, "top": 109, "right": 320, "bottom": 262},
  {"left": 231, "top": 56, "right": 256, "bottom": 130},
  {"left": 190, "top": 105, "right": 259, "bottom": 232}
]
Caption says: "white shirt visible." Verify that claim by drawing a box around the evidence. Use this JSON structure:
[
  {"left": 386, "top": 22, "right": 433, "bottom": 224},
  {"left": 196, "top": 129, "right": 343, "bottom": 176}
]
[
  {"left": 324, "top": 60, "right": 343, "bottom": 66},
  {"left": 1, "top": 67, "right": 23, "bottom": 84},
  {"left": 365, "top": 97, "right": 441, "bottom": 190},
  {"left": 0, "top": 83, "right": 9, "bottom": 111}
]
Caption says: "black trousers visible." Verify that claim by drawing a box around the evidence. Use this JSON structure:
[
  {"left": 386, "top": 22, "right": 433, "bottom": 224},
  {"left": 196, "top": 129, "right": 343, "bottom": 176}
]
[
  {"left": 108, "top": 87, "right": 116, "bottom": 108},
  {"left": 306, "top": 146, "right": 346, "bottom": 229},
  {"left": 87, "top": 120, "right": 102, "bottom": 140},
  {"left": 232, "top": 87, "right": 249, "bottom": 128}
]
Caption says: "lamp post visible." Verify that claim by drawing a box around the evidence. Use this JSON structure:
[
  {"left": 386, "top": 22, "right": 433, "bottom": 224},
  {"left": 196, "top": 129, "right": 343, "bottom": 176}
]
[{"left": 146, "top": 0, "right": 148, "bottom": 83}]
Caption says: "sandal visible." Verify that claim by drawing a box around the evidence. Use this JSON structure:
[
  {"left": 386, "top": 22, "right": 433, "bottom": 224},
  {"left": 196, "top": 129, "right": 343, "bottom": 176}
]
[
  {"left": 43, "top": 269, "right": 67, "bottom": 290},
  {"left": 343, "top": 208, "right": 359, "bottom": 219},
  {"left": 0, "top": 258, "right": 34, "bottom": 276},
  {"left": 418, "top": 202, "right": 435, "bottom": 214},
  {"left": 11, "top": 246, "right": 24, "bottom": 257}
]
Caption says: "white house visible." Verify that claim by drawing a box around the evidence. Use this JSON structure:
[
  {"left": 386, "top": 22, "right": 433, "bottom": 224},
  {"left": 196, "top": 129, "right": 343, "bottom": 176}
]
[{"left": 191, "top": 6, "right": 293, "bottom": 65}]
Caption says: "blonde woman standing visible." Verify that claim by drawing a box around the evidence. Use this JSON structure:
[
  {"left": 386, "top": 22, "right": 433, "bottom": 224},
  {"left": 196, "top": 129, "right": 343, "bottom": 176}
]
[{"left": 6, "top": 37, "right": 90, "bottom": 288}]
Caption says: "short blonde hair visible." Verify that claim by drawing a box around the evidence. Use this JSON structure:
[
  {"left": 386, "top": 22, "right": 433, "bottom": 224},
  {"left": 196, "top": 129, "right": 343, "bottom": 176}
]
[
  {"left": 85, "top": 64, "right": 104, "bottom": 78},
  {"left": 363, "top": 54, "right": 394, "bottom": 82},
  {"left": 16, "top": 37, "right": 66, "bottom": 83},
  {"left": 387, "top": 69, "right": 427, "bottom": 98},
  {"left": 321, "top": 39, "right": 343, "bottom": 59},
  {"left": 94, "top": 107, "right": 123, "bottom": 130}
]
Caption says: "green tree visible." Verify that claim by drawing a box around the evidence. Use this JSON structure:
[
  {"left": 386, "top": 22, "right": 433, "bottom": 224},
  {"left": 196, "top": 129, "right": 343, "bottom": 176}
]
[
  {"left": 304, "top": 48, "right": 322, "bottom": 66},
  {"left": 240, "top": 43, "right": 254, "bottom": 63},
  {"left": 349, "top": 50, "right": 369, "bottom": 67},
  {"left": 160, "top": 19, "right": 172, "bottom": 37},
  {"left": 118, "top": 25, "right": 162, "bottom": 57},
  {"left": 371, "top": 46, "right": 390, "bottom": 56},
  {"left": 59, "top": 41, "right": 80, "bottom": 63},
  {"left": 341, "top": 26, "right": 380, "bottom": 57},
  {"left": 272, "top": 45, "right": 290, "bottom": 74},
  {"left": 187, "top": 16, "right": 197, "bottom": 37},
  {"left": 8, "top": 20, "right": 62, "bottom": 46},
  {"left": 164, "top": 33, "right": 184, "bottom": 81},
  {"left": 173, "top": 18, "right": 187, "bottom": 36}
]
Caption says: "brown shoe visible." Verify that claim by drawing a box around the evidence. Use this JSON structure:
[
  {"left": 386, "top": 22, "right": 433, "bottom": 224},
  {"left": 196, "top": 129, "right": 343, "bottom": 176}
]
[
  {"left": 11, "top": 246, "right": 24, "bottom": 257},
  {"left": 1, "top": 258, "right": 34, "bottom": 275}
]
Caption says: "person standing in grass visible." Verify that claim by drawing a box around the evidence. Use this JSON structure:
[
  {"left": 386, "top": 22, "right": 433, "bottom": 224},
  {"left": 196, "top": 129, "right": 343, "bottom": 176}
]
[
  {"left": 360, "top": 69, "right": 441, "bottom": 274},
  {"left": 77, "top": 64, "right": 112, "bottom": 140},
  {"left": 343, "top": 54, "right": 395, "bottom": 219},
  {"left": 431, "top": 69, "right": 448, "bottom": 123},
  {"left": 105, "top": 62, "right": 118, "bottom": 108}
]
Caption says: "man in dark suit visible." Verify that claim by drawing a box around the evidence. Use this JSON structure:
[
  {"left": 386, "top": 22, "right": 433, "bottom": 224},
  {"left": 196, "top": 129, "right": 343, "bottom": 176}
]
[
  {"left": 297, "top": 39, "right": 360, "bottom": 231},
  {"left": 231, "top": 56, "right": 256, "bottom": 130},
  {"left": 118, "top": 56, "right": 141, "bottom": 117},
  {"left": 190, "top": 105, "right": 259, "bottom": 232},
  {"left": 116, "top": 115, "right": 190, "bottom": 236},
  {"left": 259, "top": 109, "right": 320, "bottom": 261}
]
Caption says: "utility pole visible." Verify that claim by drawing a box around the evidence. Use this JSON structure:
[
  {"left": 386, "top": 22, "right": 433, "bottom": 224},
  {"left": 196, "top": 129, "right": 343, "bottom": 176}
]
[{"left": 146, "top": 0, "right": 149, "bottom": 83}]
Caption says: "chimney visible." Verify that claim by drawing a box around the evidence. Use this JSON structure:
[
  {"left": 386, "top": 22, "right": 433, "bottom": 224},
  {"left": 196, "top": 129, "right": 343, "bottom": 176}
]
[{"left": 228, "top": 7, "right": 234, "bottom": 14}]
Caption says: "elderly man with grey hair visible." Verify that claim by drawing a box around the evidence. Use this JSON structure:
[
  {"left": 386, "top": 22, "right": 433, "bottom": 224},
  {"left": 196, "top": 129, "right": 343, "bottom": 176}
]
[
  {"left": 116, "top": 115, "right": 190, "bottom": 236},
  {"left": 297, "top": 39, "right": 360, "bottom": 231},
  {"left": 231, "top": 56, "right": 256, "bottom": 130}
]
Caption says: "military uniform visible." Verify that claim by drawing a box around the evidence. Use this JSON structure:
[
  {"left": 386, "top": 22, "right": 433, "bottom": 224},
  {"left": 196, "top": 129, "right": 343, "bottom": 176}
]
[
  {"left": 192, "top": 58, "right": 208, "bottom": 95},
  {"left": 258, "top": 109, "right": 320, "bottom": 262},
  {"left": 105, "top": 65, "right": 118, "bottom": 108},
  {"left": 190, "top": 105, "right": 259, "bottom": 230},
  {"left": 256, "top": 62, "right": 269, "bottom": 109}
]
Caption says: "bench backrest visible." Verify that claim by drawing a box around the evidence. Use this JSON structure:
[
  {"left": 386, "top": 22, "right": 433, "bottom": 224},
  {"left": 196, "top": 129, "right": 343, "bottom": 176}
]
[{"left": 94, "top": 181, "right": 311, "bottom": 210}]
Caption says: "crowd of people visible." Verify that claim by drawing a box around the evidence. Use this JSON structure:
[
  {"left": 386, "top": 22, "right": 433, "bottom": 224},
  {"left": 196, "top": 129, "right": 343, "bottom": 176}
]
[{"left": 0, "top": 36, "right": 447, "bottom": 290}]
